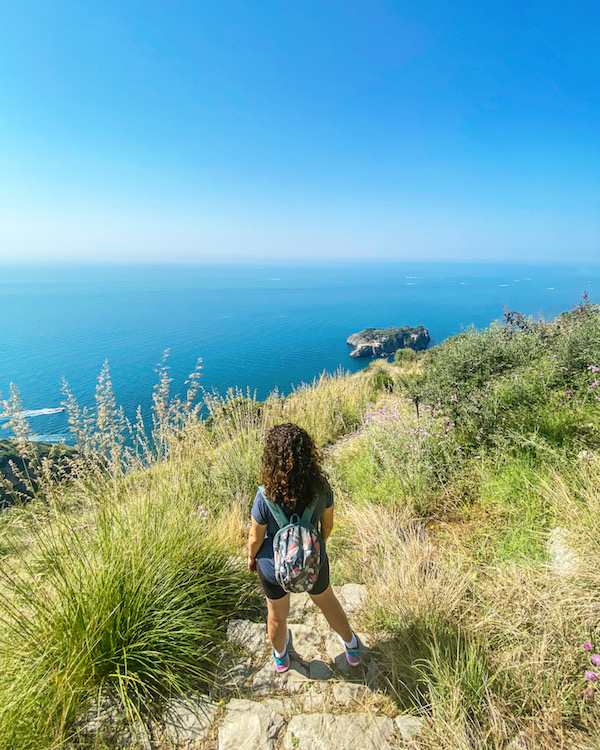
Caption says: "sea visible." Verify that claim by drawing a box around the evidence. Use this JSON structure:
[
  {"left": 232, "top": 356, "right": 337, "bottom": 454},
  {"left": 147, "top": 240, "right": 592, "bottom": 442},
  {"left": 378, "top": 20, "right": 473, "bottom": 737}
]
[{"left": 1, "top": 261, "right": 598, "bottom": 443}]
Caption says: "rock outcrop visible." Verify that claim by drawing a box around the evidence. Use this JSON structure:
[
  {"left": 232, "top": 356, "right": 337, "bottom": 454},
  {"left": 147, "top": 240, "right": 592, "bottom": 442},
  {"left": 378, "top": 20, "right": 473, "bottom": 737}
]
[
  {"left": 77, "top": 583, "right": 428, "bottom": 749},
  {"left": 347, "top": 326, "right": 430, "bottom": 358}
]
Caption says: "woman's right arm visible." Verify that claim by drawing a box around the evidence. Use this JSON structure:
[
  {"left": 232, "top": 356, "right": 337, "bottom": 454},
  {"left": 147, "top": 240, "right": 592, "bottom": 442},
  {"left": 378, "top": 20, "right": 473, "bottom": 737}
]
[{"left": 320, "top": 503, "right": 334, "bottom": 541}]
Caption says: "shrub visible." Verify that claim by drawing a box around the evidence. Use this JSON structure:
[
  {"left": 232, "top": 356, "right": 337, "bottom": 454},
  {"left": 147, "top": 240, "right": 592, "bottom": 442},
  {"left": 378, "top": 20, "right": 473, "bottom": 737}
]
[
  {"left": 0, "top": 492, "right": 254, "bottom": 749},
  {"left": 394, "top": 348, "right": 416, "bottom": 363}
]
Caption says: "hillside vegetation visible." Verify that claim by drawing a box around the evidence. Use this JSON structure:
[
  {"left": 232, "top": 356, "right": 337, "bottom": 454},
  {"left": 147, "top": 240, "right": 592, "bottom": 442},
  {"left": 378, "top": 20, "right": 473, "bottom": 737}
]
[{"left": 1, "top": 299, "right": 599, "bottom": 749}]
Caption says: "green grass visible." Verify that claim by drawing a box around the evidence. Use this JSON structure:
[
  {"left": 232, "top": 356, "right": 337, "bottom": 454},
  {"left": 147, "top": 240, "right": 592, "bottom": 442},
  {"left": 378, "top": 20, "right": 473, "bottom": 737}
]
[
  {"left": 1, "top": 304, "right": 600, "bottom": 749},
  {"left": 0, "top": 491, "right": 256, "bottom": 750}
]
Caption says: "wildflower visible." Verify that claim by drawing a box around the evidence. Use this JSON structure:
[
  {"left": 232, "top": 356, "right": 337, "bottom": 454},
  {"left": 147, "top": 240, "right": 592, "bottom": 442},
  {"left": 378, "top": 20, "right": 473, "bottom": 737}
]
[
  {"left": 590, "top": 381, "right": 599, "bottom": 389},
  {"left": 474, "top": 456, "right": 481, "bottom": 460},
  {"left": 584, "top": 642, "right": 593, "bottom": 651},
  {"left": 363, "top": 557, "right": 368, "bottom": 563},
  {"left": 584, "top": 688, "right": 595, "bottom": 699},
  {"left": 450, "top": 394, "right": 457, "bottom": 402},
  {"left": 592, "top": 654, "right": 600, "bottom": 667},
  {"left": 588, "top": 365, "right": 600, "bottom": 373},
  {"left": 585, "top": 670, "right": 598, "bottom": 681}
]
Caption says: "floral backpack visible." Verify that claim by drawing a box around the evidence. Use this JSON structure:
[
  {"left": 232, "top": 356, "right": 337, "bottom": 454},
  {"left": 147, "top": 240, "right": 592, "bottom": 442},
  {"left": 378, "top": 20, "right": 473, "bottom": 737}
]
[{"left": 259, "top": 485, "right": 325, "bottom": 593}]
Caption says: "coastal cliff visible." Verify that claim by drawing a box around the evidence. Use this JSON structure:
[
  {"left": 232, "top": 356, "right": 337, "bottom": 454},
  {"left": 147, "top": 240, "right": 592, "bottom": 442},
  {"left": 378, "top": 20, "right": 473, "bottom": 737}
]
[{"left": 347, "top": 325, "right": 430, "bottom": 358}]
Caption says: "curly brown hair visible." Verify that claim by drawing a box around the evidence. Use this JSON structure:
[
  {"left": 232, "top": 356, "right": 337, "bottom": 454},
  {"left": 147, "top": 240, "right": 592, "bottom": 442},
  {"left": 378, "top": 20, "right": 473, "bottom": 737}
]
[{"left": 260, "top": 423, "right": 325, "bottom": 513}]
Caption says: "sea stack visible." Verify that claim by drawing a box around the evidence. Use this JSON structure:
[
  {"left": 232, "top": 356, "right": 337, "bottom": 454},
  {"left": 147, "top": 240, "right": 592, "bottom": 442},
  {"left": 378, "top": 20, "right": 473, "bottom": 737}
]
[{"left": 347, "top": 325, "right": 430, "bottom": 358}]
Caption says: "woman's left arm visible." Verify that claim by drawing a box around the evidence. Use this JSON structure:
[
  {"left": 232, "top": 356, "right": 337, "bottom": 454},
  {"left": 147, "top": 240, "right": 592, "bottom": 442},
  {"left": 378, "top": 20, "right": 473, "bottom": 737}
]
[{"left": 248, "top": 517, "right": 267, "bottom": 571}]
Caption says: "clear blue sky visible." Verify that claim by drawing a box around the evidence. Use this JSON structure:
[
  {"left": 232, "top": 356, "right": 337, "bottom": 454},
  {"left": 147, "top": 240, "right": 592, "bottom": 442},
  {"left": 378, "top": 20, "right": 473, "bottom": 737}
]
[{"left": 0, "top": 1, "right": 598, "bottom": 263}]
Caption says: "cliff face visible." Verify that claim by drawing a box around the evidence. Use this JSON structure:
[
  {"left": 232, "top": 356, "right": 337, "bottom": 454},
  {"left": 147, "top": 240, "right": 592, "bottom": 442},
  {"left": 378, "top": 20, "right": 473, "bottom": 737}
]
[{"left": 347, "top": 325, "right": 430, "bottom": 358}]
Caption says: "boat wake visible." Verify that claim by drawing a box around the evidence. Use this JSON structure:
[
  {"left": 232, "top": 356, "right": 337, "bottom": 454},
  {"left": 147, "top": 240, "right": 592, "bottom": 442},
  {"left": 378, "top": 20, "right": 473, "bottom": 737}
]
[{"left": 0, "top": 407, "right": 66, "bottom": 421}]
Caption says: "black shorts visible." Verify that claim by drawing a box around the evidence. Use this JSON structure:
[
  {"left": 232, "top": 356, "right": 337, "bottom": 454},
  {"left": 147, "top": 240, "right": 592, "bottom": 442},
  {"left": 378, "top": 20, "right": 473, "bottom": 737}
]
[{"left": 257, "top": 557, "right": 330, "bottom": 600}]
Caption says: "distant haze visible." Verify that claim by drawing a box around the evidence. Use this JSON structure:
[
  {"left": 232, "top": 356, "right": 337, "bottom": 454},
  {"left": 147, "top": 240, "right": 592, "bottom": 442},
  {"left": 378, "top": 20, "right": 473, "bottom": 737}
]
[{"left": 0, "top": 1, "right": 598, "bottom": 264}]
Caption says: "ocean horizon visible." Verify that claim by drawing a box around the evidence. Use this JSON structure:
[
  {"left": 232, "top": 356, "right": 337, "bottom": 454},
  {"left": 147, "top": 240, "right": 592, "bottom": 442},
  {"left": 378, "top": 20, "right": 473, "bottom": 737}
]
[{"left": 2, "top": 260, "right": 599, "bottom": 443}]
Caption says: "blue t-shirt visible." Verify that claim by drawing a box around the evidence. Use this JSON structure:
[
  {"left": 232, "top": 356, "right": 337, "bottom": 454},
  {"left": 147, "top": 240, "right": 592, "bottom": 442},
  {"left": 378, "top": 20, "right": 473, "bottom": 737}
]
[{"left": 251, "top": 482, "right": 334, "bottom": 583}]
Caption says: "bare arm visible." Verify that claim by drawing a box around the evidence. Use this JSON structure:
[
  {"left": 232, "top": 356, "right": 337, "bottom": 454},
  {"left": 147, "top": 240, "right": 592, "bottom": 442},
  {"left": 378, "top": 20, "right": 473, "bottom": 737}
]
[
  {"left": 320, "top": 503, "right": 334, "bottom": 541},
  {"left": 247, "top": 517, "right": 267, "bottom": 571}
]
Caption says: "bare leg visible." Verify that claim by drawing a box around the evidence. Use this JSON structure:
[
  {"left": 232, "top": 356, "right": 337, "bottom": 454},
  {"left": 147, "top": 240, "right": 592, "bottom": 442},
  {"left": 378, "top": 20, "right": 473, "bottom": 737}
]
[
  {"left": 266, "top": 594, "right": 290, "bottom": 653},
  {"left": 310, "top": 585, "right": 353, "bottom": 642}
]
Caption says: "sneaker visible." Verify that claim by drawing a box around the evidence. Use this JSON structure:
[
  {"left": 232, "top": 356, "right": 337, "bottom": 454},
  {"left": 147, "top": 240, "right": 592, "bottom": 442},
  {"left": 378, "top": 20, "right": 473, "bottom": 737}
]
[
  {"left": 340, "top": 632, "right": 363, "bottom": 667},
  {"left": 273, "top": 631, "right": 290, "bottom": 673}
]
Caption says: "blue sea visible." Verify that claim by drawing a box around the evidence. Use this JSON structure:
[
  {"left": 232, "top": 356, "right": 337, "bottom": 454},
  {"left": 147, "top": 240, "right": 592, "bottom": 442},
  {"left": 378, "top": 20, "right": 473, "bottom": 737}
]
[{"left": 1, "top": 262, "right": 599, "bottom": 443}]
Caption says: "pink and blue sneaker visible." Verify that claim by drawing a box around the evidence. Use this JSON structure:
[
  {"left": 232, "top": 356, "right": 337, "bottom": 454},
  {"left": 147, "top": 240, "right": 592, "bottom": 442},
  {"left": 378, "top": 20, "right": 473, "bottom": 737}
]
[
  {"left": 273, "top": 631, "right": 290, "bottom": 673},
  {"left": 339, "top": 632, "right": 363, "bottom": 667}
]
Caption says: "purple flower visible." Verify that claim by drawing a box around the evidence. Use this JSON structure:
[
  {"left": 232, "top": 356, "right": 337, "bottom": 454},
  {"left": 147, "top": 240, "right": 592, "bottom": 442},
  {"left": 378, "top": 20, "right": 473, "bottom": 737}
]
[
  {"left": 584, "top": 642, "right": 593, "bottom": 651},
  {"left": 588, "top": 365, "right": 600, "bottom": 373},
  {"left": 584, "top": 688, "right": 595, "bottom": 699},
  {"left": 585, "top": 670, "right": 598, "bottom": 681},
  {"left": 592, "top": 654, "right": 600, "bottom": 667}
]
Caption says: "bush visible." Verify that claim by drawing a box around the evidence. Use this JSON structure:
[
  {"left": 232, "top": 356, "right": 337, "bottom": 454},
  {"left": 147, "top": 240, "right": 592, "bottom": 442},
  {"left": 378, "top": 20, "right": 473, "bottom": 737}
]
[
  {"left": 0, "top": 492, "right": 254, "bottom": 749},
  {"left": 394, "top": 348, "right": 416, "bottom": 363}
]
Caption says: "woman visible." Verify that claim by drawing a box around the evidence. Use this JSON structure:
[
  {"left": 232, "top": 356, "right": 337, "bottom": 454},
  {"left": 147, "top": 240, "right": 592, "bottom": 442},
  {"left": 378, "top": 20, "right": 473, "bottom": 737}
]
[{"left": 247, "top": 422, "right": 361, "bottom": 673}]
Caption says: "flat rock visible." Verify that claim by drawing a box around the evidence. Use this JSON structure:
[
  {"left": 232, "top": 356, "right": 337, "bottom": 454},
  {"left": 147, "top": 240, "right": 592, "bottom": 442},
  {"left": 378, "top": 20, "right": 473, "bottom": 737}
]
[
  {"left": 76, "top": 698, "right": 152, "bottom": 749},
  {"left": 547, "top": 527, "right": 579, "bottom": 575},
  {"left": 309, "top": 660, "right": 333, "bottom": 681},
  {"left": 227, "top": 620, "right": 267, "bottom": 658},
  {"left": 323, "top": 632, "right": 343, "bottom": 662},
  {"left": 218, "top": 699, "right": 285, "bottom": 750},
  {"left": 284, "top": 713, "right": 394, "bottom": 750},
  {"left": 297, "top": 688, "right": 329, "bottom": 713},
  {"left": 216, "top": 656, "right": 254, "bottom": 690},
  {"left": 339, "top": 583, "right": 366, "bottom": 614},
  {"left": 332, "top": 682, "right": 366, "bottom": 706},
  {"left": 252, "top": 660, "right": 310, "bottom": 695},
  {"left": 288, "top": 592, "right": 313, "bottom": 622},
  {"left": 163, "top": 696, "right": 218, "bottom": 747},
  {"left": 289, "top": 624, "right": 321, "bottom": 661},
  {"left": 394, "top": 714, "right": 426, "bottom": 741}
]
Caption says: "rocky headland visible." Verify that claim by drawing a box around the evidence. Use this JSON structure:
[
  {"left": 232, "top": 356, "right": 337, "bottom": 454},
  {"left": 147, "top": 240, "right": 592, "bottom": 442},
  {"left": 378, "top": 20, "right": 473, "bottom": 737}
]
[{"left": 346, "top": 325, "right": 430, "bottom": 358}]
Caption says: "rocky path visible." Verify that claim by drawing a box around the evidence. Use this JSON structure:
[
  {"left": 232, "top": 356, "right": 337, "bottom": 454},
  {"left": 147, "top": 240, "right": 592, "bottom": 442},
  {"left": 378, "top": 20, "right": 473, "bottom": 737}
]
[{"left": 79, "top": 584, "right": 426, "bottom": 750}]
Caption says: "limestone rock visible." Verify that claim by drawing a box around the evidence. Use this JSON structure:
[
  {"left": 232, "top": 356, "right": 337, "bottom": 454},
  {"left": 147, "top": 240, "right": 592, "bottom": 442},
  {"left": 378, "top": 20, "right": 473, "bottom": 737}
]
[
  {"left": 252, "top": 660, "right": 310, "bottom": 695},
  {"left": 288, "top": 592, "right": 313, "bottom": 622},
  {"left": 347, "top": 326, "right": 430, "bottom": 358},
  {"left": 75, "top": 697, "right": 152, "bottom": 749},
  {"left": 285, "top": 713, "right": 395, "bottom": 750},
  {"left": 332, "top": 682, "right": 365, "bottom": 706},
  {"left": 216, "top": 655, "right": 254, "bottom": 690},
  {"left": 339, "top": 583, "right": 366, "bottom": 615},
  {"left": 547, "top": 527, "right": 579, "bottom": 574},
  {"left": 227, "top": 620, "right": 267, "bottom": 657},
  {"left": 218, "top": 699, "right": 285, "bottom": 750},
  {"left": 163, "top": 695, "right": 218, "bottom": 747},
  {"left": 309, "top": 659, "right": 333, "bottom": 681},
  {"left": 323, "top": 631, "right": 343, "bottom": 662},
  {"left": 394, "top": 714, "right": 426, "bottom": 741},
  {"left": 289, "top": 623, "right": 321, "bottom": 661}
]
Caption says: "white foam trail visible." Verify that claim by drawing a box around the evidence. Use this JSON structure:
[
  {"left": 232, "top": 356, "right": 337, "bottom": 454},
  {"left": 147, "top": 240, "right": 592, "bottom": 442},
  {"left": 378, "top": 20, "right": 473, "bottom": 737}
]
[
  {"left": 546, "top": 287, "right": 555, "bottom": 290},
  {"left": 0, "top": 407, "right": 65, "bottom": 420},
  {"left": 498, "top": 284, "right": 509, "bottom": 287}
]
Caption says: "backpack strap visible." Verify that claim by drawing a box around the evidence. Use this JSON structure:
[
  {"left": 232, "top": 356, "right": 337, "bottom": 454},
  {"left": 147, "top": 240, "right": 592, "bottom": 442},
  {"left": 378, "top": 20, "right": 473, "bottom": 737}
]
[
  {"left": 259, "top": 485, "right": 290, "bottom": 530},
  {"left": 258, "top": 486, "right": 325, "bottom": 528},
  {"left": 301, "top": 504, "right": 316, "bottom": 525}
]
